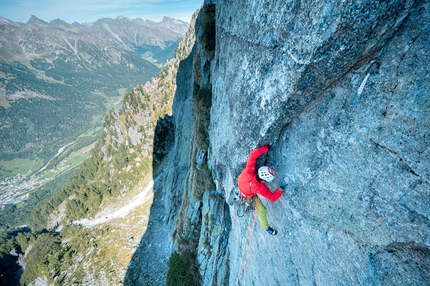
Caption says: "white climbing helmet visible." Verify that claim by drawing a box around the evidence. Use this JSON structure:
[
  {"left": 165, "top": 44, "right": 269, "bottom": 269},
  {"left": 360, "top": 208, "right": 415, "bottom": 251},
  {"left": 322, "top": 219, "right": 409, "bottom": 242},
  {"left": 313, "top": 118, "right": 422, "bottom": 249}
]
[{"left": 258, "top": 166, "right": 275, "bottom": 182}]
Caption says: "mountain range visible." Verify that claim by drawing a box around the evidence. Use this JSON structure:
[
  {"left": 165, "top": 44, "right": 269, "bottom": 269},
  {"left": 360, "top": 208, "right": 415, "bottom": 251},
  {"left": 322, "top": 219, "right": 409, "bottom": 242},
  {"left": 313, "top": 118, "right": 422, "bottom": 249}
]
[
  {"left": 0, "top": 13, "right": 189, "bottom": 235},
  {"left": 0, "top": 15, "right": 189, "bottom": 206},
  {"left": 0, "top": 9, "right": 197, "bottom": 284},
  {"left": 0, "top": 15, "right": 189, "bottom": 65}
]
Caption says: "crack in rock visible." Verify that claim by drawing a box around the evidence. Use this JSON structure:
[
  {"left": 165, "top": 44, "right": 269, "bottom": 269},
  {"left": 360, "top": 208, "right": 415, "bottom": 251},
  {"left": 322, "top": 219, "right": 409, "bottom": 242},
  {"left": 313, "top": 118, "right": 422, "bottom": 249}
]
[{"left": 370, "top": 138, "right": 429, "bottom": 184}]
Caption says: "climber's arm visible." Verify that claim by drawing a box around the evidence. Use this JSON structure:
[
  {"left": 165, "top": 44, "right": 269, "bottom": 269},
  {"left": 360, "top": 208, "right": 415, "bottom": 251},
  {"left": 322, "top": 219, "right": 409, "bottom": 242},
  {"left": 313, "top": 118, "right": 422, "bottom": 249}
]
[
  {"left": 257, "top": 184, "right": 282, "bottom": 202},
  {"left": 244, "top": 145, "right": 269, "bottom": 174}
]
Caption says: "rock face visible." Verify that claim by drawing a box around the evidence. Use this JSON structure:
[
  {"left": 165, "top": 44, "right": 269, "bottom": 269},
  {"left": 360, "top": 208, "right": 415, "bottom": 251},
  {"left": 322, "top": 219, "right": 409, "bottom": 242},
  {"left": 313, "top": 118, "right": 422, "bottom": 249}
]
[
  {"left": 43, "top": 0, "right": 427, "bottom": 284},
  {"left": 205, "top": 0, "right": 430, "bottom": 285}
]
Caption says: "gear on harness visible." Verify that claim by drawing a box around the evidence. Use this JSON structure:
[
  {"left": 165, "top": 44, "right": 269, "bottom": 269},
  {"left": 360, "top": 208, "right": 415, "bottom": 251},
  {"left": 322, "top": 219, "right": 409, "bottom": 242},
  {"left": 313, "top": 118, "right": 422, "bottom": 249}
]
[
  {"left": 234, "top": 190, "right": 256, "bottom": 217},
  {"left": 244, "top": 197, "right": 256, "bottom": 213}
]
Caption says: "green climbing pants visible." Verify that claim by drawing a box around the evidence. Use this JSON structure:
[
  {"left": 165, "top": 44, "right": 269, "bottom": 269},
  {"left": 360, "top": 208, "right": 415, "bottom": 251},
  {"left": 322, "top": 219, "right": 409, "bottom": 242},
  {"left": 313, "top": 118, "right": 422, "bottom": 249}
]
[{"left": 254, "top": 196, "right": 268, "bottom": 229}]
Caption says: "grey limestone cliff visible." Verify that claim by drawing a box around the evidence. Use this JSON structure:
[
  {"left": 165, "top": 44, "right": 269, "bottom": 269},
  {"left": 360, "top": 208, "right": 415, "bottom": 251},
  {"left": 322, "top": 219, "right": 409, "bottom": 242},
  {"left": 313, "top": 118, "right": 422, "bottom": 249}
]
[
  {"left": 208, "top": 0, "right": 430, "bottom": 285},
  {"left": 153, "top": 0, "right": 430, "bottom": 285}
]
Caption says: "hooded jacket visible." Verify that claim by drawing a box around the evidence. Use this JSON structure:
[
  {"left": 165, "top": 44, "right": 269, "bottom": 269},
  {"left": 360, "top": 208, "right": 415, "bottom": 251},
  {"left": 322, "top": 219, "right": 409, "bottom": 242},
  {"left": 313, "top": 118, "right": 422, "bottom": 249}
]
[{"left": 237, "top": 145, "right": 282, "bottom": 202}]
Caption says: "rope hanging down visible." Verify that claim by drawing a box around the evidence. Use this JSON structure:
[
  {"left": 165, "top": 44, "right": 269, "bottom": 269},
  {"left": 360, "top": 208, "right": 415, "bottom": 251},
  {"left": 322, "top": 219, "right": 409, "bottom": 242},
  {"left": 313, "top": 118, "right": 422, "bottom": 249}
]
[{"left": 236, "top": 200, "right": 258, "bottom": 285}]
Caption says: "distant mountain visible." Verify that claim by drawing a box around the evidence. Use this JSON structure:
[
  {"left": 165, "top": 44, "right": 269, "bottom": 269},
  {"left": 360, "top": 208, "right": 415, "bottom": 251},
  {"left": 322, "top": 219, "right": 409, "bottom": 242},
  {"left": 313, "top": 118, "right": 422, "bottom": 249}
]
[
  {"left": 0, "top": 15, "right": 189, "bottom": 204},
  {"left": 0, "top": 15, "right": 189, "bottom": 66},
  {"left": 0, "top": 11, "right": 197, "bottom": 285}
]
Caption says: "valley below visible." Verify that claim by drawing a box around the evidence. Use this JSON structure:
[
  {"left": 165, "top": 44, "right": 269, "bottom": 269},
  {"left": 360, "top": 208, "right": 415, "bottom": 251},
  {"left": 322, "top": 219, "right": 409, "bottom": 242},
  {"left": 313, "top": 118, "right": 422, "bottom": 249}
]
[
  {"left": 1, "top": 138, "right": 95, "bottom": 206},
  {"left": 0, "top": 10, "right": 197, "bottom": 286},
  {"left": 0, "top": 15, "right": 189, "bottom": 228}
]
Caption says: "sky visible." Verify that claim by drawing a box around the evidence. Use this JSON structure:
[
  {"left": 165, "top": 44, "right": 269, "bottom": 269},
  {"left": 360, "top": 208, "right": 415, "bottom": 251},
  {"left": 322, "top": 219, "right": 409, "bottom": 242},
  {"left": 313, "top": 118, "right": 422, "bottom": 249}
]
[{"left": 0, "top": 0, "right": 203, "bottom": 24}]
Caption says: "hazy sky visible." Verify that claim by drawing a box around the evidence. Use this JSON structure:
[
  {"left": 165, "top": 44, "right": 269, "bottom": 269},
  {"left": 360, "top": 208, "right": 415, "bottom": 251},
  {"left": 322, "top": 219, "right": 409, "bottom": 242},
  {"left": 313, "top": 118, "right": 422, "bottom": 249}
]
[{"left": 0, "top": 0, "right": 203, "bottom": 24}]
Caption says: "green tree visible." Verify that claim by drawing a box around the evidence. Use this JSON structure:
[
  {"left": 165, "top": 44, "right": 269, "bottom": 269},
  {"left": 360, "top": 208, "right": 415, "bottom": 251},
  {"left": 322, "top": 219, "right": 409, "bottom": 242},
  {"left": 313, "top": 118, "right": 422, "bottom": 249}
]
[
  {"left": 15, "top": 232, "right": 30, "bottom": 252},
  {"left": 166, "top": 252, "right": 200, "bottom": 286}
]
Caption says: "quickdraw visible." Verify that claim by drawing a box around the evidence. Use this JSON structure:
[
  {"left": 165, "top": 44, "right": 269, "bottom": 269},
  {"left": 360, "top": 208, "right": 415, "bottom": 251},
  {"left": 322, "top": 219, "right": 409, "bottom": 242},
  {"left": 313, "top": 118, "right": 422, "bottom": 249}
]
[{"left": 235, "top": 191, "right": 256, "bottom": 217}]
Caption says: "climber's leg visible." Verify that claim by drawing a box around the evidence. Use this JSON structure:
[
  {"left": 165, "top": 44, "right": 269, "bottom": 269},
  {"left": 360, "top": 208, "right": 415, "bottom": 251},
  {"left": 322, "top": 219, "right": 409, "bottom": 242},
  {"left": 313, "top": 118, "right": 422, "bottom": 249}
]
[{"left": 255, "top": 196, "right": 268, "bottom": 229}]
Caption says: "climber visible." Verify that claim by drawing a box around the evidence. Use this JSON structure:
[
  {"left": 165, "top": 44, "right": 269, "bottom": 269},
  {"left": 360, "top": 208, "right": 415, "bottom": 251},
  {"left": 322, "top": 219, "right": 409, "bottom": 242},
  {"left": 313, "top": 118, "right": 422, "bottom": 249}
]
[{"left": 237, "top": 144, "right": 288, "bottom": 235}]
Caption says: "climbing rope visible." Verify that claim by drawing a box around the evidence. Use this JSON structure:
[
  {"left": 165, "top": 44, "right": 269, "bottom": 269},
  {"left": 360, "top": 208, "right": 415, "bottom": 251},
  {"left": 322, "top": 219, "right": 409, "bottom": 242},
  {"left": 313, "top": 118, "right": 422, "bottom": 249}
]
[{"left": 235, "top": 201, "right": 258, "bottom": 285}]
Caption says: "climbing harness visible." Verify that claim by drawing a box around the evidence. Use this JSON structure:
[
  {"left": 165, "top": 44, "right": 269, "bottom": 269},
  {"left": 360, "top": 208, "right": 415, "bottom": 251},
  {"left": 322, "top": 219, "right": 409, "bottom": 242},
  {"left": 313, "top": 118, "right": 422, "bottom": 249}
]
[
  {"left": 243, "top": 196, "right": 256, "bottom": 213},
  {"left": 235, "top": 193, "right": 256, "bottom": 217},
  {"left": 235, "top": 180, "right": 257, "bottom": 217},
  {"left": 350, "top": 47, "right": 385, "bottom": 106}
]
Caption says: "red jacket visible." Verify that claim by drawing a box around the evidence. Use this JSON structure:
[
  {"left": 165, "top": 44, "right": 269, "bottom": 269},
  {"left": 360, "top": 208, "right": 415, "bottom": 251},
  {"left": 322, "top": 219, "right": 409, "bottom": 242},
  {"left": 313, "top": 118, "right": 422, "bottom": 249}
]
[{"left": 238, "top": 145, "right": 282, "bottom": 202}]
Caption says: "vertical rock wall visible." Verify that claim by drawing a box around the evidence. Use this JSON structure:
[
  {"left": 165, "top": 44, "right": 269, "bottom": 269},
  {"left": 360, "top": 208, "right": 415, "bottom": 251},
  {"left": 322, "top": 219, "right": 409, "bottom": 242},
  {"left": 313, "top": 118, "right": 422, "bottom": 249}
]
[
  {"left": 209, "top": 0, "right": 430, "bottom": 285},
  {"left": 160, "top": 5, "right": 231, "bottom": 285}
]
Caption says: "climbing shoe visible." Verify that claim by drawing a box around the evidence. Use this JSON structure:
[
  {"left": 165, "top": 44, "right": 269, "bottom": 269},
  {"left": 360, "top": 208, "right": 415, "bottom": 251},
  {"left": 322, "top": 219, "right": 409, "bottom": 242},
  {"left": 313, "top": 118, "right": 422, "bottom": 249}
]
[{"left": 266, "top": 226, "right": 278, "bottom": 236}]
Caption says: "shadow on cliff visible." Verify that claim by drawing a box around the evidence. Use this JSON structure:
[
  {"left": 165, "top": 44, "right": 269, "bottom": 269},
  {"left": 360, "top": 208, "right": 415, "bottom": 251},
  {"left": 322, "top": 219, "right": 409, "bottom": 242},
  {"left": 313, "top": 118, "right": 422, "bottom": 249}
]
[{"left": 123, "top": 115, "right": 175, "bottom": 286}]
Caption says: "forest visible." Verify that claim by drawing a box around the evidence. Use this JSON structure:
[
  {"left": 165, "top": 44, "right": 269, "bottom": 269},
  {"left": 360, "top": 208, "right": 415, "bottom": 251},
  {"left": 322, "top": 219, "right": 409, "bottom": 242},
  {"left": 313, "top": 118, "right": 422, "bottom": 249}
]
[
  {"left": 0, "top": 13, "right": 191, "bottom": 284},
  {"left": 0, "top": 55, "right": 158, "bottom": 162}
]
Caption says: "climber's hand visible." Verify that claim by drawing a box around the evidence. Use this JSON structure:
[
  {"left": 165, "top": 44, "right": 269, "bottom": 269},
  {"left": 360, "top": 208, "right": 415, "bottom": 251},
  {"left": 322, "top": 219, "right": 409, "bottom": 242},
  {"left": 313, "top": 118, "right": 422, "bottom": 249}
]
[
  {"left": 268, "top": 142, "right": 276, "bottom": 151},
  {"left": 280, "top": 176, "right": 289, "bottom": 191}
]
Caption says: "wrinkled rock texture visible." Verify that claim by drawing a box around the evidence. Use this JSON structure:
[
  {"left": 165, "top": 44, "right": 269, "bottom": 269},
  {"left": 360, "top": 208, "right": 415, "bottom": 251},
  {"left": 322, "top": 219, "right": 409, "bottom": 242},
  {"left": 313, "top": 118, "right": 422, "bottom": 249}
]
[
  {"left": 158, "top": 6, "right": 231, "bottom": 285},
  {"left": 206, "top": 0, "right": 429, "bottom": 285},
  {"left": 147, "top": 0, "right": 429, "bottom": 285}
]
